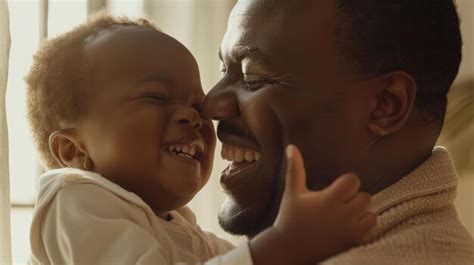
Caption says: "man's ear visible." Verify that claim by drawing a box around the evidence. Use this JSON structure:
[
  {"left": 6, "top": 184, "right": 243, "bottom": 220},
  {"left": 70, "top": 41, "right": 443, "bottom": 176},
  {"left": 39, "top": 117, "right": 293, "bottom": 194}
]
[
  {"left": 368, "top": 71, "right": 416, "bottom": 136},
  {"left": 49, "top": 129, "right": 93, "bottom": 170}
]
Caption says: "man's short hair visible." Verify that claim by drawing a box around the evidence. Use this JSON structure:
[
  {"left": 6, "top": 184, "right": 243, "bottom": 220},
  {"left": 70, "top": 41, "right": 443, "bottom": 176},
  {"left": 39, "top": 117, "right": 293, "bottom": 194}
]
[
  {"left": 334, "top": 0, "right": 462, "bottom": 122},
  {"left": 25, "top": 12, "right": 160, "bottom": 169}
]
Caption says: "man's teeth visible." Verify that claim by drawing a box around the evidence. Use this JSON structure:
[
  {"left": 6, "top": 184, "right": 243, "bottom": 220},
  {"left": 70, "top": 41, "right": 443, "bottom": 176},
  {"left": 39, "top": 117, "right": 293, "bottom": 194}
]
[{"left": 221, "top": 145, "right": 261, "bottom": 162}]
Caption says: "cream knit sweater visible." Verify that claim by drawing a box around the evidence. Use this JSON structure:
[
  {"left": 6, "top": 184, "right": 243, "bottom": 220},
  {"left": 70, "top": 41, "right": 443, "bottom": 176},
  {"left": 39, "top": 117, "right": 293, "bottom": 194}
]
[{"left": 324, "top": 147, "right": 474, "bottom": 265}]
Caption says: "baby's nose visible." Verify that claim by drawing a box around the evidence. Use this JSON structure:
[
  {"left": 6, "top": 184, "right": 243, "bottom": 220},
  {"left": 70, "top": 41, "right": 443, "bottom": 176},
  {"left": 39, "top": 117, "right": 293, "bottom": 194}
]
[{"left": 174, "top": 107, "right": 203, "bottom": 129}]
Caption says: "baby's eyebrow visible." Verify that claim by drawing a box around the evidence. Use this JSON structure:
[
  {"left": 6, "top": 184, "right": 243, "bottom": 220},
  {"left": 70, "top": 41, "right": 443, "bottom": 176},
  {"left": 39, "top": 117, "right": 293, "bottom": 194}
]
[{"left": 141, "top": 74, "right": 174, "bottom": 86}]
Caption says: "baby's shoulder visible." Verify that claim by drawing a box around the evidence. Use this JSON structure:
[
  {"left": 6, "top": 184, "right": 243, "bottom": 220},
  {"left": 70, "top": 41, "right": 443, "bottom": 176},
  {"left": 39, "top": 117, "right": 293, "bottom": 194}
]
[{"left": 36, "top": 168, "right": 153, "bottom": 221}]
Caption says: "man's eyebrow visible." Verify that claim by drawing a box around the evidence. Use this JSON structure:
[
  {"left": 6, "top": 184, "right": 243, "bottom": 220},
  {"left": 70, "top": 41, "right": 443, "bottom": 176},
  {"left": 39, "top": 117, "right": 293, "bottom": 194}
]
[{"left": 218, "top": 46, "right": 266, "bottom": 63}]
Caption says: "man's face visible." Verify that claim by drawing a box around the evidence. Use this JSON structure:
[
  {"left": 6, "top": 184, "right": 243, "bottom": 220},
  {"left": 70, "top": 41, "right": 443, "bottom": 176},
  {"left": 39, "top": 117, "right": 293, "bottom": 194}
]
[
  {"left": 203, "top": 0, "right": 375, "bottom": 236},
  {"left": 80, "top": 28, "right": 216, "bottom": 212}
]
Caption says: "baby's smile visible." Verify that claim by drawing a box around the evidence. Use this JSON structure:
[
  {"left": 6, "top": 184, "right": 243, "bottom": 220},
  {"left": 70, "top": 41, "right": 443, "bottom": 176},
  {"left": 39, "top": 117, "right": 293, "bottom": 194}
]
[{"left": 164, "top": 139, "right": 206, "bottom": 161}]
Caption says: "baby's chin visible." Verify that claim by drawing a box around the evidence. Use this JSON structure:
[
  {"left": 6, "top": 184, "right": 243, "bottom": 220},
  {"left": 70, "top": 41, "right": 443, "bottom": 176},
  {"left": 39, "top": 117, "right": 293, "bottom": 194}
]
[
  {"left": 151, "top": 189, "right": 200, "bottom": 212},
  {"left": 154, "top": 171, "right": 209, "bottom": 205}
]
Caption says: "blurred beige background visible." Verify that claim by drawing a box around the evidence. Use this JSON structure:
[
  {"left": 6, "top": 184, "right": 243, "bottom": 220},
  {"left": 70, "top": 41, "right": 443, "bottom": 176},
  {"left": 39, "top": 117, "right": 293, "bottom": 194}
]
[{"left": 438, "top": 0, "right": 474, "bottom": 236}]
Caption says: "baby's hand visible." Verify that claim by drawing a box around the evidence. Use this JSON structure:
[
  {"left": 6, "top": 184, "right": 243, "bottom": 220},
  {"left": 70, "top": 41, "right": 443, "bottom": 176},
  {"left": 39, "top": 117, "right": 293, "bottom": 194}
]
[{"left": 250, "top": 145, "right": 376, "bottom": 265}]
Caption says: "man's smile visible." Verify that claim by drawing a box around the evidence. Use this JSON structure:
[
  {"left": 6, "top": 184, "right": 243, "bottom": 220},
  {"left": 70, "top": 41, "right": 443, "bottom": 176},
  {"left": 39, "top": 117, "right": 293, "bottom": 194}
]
[
  {"left": 217, "top": 129, "right": 264, "bottom": 187},
  {"left": 221, "top": 143, "right": 262, "bottom": 180}
]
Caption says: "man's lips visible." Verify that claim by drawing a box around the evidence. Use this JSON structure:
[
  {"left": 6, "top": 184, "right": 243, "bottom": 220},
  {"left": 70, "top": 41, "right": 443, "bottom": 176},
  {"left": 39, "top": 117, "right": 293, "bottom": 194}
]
[{"left": 219, "top": 134, "right": 263, "bottom": 187}]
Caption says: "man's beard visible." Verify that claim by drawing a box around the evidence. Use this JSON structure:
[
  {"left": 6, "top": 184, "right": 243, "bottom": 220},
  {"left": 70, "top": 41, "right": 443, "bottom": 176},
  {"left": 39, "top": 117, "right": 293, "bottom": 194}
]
[{"left": 217, "top": 157, "right": 285, "bottom": 238}]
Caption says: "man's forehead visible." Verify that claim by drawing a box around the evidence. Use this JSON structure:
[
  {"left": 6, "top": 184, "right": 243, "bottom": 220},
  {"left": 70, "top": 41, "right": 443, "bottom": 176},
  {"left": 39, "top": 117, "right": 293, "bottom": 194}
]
[
  {"left": 233, "top": 0, "right": 319, "bottom": 18},
  {"left": 231, "top": 0, "right": 334, "bottom": 26},
  {"left": 228, "top": 0, "right": 334, "bottom": 40},
  {"left": 223, "top": 1, "right": 333, "bottom": 59},
  {"left": 223, "top": 1, "right": 291, "bottom": 63}
]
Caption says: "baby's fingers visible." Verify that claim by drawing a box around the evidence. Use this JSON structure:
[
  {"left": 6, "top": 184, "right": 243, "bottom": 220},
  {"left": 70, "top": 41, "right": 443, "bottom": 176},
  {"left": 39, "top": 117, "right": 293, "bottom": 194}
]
[
  {"left": 348, "top": 192, "right": 372, "bottom": 213},
  {"left": 324, "top": 173, "right": 360, "bottom": 202},
  {"left": 283, "top": 144, "right": 308, "bottom": 196},
  {"left": 358, "top": 212, "right": 377, "bottom": 244}
]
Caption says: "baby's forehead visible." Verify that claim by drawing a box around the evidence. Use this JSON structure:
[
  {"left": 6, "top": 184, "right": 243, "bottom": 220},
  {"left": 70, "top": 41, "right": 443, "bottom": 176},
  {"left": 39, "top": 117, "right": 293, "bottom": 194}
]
[
  {"left": 82, "top": 25, "right": 203, "bottom": 98},
  {"left": 83, "top": 26, "right": 195, "bottom": 73},
  {"left": 84, "top": 26, "right": 169, "bottom": 53}
]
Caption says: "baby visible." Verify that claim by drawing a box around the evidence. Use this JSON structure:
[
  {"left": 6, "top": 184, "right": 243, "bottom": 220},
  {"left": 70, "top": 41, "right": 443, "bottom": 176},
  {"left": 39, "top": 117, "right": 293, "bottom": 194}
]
[{"left": 26, "top": 14, "right": 375, "bottom": 265}]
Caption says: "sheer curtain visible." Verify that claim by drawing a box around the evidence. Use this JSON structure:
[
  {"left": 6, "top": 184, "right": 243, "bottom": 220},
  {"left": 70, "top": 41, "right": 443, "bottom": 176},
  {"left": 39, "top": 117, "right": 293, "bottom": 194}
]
[{"left": 0, "top": 1, "right": 11, "bottom": 264}]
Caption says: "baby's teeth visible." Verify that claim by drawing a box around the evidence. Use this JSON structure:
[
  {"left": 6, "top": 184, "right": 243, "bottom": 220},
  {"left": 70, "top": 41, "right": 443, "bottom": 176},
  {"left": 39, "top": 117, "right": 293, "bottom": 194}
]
[
  {"left": 167, "top": 145, "right": 174, "bottom": 152},
  {"left": 190, "top": 147, "right": 196, "bottom": 156},
  {"left": 255, "top": 152, "right": 261, "bottom": 161},
  {"left": 182, "top": 145, "right": 189, "bottom": 154},
  {"left": 244, "top": 151, "right": 254, "bottom": 162},
  {"left": 176, "top": 145, "right": 182, "bottom": 152}
]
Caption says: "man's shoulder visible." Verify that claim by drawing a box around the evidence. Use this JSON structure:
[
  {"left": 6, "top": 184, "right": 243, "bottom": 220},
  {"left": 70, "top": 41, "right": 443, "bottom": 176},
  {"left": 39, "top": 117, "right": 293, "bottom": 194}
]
[{"left": 324, "top": 206, "right": 474, "bottom": 265}]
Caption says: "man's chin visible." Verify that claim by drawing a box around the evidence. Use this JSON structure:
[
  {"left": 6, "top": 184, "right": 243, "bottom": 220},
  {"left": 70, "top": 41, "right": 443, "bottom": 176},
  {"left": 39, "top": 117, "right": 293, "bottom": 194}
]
[{"left": 217, "top": 196, "right": 279, "bottom": 238}]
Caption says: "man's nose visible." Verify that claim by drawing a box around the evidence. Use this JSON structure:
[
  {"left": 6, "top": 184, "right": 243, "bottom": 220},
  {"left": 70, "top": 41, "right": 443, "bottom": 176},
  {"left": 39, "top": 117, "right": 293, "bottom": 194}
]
[
  {"left": 174, "top": 106, "right": 203, "bottom": 129},
  {"left": 202, "top": 85, "right": 239, "bottom": 120}
]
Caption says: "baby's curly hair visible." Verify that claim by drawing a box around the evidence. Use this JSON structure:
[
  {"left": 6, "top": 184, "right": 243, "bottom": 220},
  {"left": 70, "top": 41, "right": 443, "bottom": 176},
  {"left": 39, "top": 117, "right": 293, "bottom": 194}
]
[{"left": 26, "top": 12, "right": 160, "bottom": 170}]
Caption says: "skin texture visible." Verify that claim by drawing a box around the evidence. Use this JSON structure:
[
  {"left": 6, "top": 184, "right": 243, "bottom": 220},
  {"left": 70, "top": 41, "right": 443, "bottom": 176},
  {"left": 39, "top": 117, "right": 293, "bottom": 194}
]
[
  {"left": 203, "top": 0, "right": 440, "bottom": 237},
  {"left": 49, "top": 27, "right": 216, "bottom": 218}
]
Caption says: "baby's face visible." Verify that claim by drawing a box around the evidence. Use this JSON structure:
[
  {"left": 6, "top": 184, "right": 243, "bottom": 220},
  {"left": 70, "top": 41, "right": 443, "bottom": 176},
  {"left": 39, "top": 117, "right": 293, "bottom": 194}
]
[{"left": 79, "top": 27, "right": 215, "bottom": 211}]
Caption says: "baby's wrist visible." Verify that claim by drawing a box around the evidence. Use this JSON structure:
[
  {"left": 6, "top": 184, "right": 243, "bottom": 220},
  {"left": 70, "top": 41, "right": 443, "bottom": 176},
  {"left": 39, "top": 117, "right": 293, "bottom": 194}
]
[{"left": 249, "top": 226, "right": 305, "bottom": 265}]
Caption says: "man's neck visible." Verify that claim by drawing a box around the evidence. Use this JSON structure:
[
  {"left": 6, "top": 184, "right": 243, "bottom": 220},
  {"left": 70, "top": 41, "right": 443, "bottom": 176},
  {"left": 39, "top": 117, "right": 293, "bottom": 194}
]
[{"left": 365, "top": 149, "right": 433, "bottom": 195}]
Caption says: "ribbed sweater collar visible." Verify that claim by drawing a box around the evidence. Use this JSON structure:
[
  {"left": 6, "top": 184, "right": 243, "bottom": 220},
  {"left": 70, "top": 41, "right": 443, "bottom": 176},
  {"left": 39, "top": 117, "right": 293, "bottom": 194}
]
[{"left": 370, "top": 146, "right": 458, "bottom": 215}]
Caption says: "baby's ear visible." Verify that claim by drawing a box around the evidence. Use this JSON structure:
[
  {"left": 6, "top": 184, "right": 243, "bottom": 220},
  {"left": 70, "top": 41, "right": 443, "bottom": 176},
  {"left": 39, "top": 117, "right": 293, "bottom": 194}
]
[
  {"left": 367, "top": 71, "right": 416, "bottom": 136},
  {"left": 49, "top": 129, "right": 93, "bottom": 170}
]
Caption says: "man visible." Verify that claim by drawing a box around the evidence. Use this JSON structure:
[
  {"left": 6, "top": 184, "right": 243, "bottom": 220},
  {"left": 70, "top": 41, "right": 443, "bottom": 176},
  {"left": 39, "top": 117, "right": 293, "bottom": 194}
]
[{"left": 203, "top": 0, "right": 474, "bottom": 264}]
